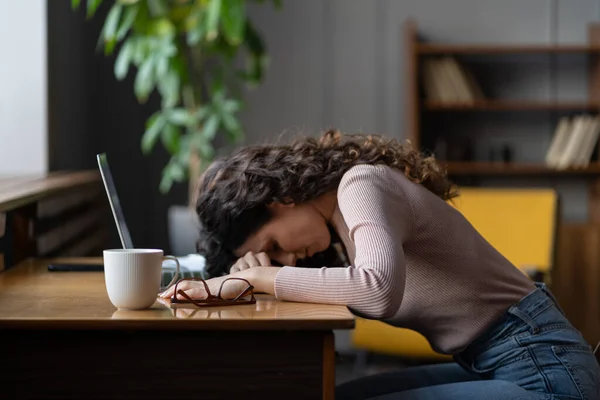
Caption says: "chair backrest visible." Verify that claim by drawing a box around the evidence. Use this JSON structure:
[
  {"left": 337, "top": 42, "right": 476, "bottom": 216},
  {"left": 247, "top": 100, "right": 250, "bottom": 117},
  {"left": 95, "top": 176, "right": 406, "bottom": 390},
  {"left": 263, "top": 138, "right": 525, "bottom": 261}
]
[{"left": 449, "top": 187, "right": 559, "bottom": 273}]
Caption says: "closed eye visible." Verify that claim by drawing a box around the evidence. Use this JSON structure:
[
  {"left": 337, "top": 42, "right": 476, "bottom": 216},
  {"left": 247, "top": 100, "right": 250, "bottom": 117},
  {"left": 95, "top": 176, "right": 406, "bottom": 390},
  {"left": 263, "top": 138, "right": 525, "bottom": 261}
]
[{"left": 265, "top": 239, "right": 281, "bottom": 253}]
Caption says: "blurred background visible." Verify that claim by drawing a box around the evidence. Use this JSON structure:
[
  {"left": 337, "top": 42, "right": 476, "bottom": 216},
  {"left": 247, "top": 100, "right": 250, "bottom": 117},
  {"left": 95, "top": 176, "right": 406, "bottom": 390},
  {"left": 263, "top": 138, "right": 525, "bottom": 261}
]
[{"left": 1, "top": 0, "right": 600, "bottom": 381}]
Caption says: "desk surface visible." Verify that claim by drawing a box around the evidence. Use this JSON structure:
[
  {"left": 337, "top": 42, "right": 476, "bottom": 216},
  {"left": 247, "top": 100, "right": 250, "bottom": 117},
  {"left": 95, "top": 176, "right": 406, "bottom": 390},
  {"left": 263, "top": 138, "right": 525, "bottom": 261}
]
[
  {"left": 0, "top": 258, "right": 355, "bottom": 331},
  {"left": 0, "top": 171, "right": 100, "bottom": 212}
]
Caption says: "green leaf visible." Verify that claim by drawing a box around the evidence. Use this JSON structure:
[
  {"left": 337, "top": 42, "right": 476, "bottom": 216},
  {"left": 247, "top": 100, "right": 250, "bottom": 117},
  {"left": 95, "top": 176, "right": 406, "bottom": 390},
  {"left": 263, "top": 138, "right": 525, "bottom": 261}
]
[
  {"left": 161, "top": 123, "right": 181, "bottom": 154},
  {"left": 158, "top": 39, "right": 178, "bottom": 57},
  {"left": 243, "top": 20, "right": 267, "bottom": 84},
  {"left": 206, "top": 0, "right": 222, "bottom": 41},
  {"left": 72, "top": 0, "right": 82, "bottom": 9},
  {"left": 187, "top": 25, "right": 205, "bottom": 46},
  {"left": 221, "top": 0, "right": 245, "bottom": 46},
  {"left": 103, "top": 4, "right": 122, "bottom": 43},
  {"left": 272, "top": 0, "right": 282, "bottom": 8},
  {"left": 195, "top": 107, "right": 210, "bottom": 121},
  {"left": 158, "top": 71, "right": 180, "bottom": 108},
  {"left": 244, "top": 20, "right": 265, "bottom": 55},
  {"left": 194, "top": 133, "right": 215, "bottom": 160},
  {"left": 168, "top": 108, "right": 195, "bottom": 126},
  {"left": 134, "top": 57, "right": 155, "bottom": 101},
  {"left": 148, "top": 18, "right": 176, "bottom": 37},
  {"left": 222, "top": 99, "right": 241, "bottom": 114},
  {"left": 202, "top": 114, "right": 220, "bottom": 140},
  {"left": 87, "top": 0, "right": 103, "bottom": 19},
  {"left": 221, "top": 111, "right": 240, "bottom": 131},
  {"left": 221, "top": 113, "right": 242, "bottom": 142},
  {"left": 105, "top": 39, "right": 117, "bottom": 55},
  {"left": 159, "top": 159, "right": 186, "bottom": 193},
  {"left": 246, "top": 53, "right": 268, "bottom": 85},
  {"left": 142, "top": 113, "right": 166, "bottom": 154},
  {"left": 147, "top": 0, "right": 168, "bottom": 17},
  {"left": 116, "top": 5, "right": 138, "bottom": 40},
  {"left": 114, "top": 40, "right": 133, "bottom": 80},
  {"left": 159, "top": 170, "right": 174, "bottom": 193},
  {"left": 133, "top": 1, "right": 150, "bottom": 32},
  {"left": 169, "top": 160, "right": 186, "bottom": 181},
  {"left": 186, "top": 8, "right": 205, "bottom": 46},
  {"left": 131, "top": 37, "right": 145, "bottom": 64},
  {"left": 155, "top": 56, "right": 168, "bottom": 77},
  {"left": 176, "top": 134, "right": 192, "bottom": 165}
]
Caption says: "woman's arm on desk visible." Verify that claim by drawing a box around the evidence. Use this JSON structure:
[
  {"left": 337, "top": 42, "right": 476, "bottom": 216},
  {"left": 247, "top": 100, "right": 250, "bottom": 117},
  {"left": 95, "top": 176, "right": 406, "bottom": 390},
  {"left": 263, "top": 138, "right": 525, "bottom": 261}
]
[{"left": 158, "top": 266, "right": 280, "bottom": 299}]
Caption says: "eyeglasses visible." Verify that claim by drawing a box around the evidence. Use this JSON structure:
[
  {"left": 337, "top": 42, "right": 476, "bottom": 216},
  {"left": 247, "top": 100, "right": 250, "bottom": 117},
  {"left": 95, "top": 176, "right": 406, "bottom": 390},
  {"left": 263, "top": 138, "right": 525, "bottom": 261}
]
[{"left": 169, "top": 277, "right": 256, "bottom": 308}]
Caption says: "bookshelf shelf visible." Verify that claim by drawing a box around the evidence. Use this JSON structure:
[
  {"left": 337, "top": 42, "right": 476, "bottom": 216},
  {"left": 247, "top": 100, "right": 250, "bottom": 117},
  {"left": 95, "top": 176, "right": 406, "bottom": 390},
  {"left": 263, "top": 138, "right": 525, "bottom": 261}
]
[
  {"left": 425, "top": 100, "right": 600, "bottom": 111},
  {"left": 417, "top": 44, "right": 600, "bottom": 55},
  {"left": 444, "top": 162, "right": 600, "bottom": 176}
]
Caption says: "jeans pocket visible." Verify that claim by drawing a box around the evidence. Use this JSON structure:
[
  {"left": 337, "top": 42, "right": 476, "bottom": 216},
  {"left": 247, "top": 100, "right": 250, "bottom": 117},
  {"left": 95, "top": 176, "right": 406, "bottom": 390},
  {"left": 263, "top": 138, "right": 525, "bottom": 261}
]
[{"left": 552, "top": 345, "right": 600, "bottom": 400}]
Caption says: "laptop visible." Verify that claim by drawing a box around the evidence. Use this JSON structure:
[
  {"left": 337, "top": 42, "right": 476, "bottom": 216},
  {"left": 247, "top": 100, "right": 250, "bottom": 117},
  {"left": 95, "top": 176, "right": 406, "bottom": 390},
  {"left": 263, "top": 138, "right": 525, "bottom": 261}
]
[{"left": 96, "top": 153, "right": 207, "bottom": 281}]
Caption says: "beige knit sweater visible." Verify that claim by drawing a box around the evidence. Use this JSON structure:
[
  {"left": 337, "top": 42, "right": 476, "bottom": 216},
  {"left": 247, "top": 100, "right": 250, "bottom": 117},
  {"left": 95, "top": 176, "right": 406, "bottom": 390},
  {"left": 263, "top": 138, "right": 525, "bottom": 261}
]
[{"left": 274, "top": 164, "right": 534, "bottom": 354}]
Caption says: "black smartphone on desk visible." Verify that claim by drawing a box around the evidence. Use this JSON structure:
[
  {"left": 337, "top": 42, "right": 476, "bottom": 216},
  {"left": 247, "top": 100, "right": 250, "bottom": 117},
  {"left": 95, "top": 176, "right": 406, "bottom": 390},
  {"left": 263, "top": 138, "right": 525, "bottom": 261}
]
[{"left": 48, "top": 263, "right": 104, "bottom": 272}]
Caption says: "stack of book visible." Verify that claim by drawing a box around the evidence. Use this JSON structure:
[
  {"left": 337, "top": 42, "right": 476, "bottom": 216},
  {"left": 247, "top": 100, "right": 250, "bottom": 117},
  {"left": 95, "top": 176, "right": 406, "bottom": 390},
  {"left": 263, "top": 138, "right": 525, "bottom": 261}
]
[
  {"left": 545, "top": 115, "right": 600, "bottom": 169},
  {"left": 421, "top": 56, "right": 485, "bottom": 103}
]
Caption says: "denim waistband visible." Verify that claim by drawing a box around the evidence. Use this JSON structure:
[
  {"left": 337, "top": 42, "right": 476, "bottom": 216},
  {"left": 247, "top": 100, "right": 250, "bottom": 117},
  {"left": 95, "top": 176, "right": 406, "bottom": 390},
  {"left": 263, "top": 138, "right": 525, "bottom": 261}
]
[
  {"left": 459, "top": 282, "right": 564, "bottom": 358},
  {"left": 505, "top": 282, "right": 564, "bottom": 330}
]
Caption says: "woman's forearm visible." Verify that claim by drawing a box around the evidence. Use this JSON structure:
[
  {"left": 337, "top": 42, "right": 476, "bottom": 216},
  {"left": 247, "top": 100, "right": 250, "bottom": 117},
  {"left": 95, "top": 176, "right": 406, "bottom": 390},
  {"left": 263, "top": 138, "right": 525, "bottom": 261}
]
[{"left": 237, "top": 266, "right": 281, "bottom": 295}]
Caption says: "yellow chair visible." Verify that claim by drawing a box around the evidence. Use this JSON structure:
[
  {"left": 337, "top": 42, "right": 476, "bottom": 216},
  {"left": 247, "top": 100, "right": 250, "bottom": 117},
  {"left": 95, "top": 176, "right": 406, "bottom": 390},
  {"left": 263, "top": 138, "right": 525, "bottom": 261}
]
[{"left": 351, "top": 187, "right": 559, "bottom": 362}]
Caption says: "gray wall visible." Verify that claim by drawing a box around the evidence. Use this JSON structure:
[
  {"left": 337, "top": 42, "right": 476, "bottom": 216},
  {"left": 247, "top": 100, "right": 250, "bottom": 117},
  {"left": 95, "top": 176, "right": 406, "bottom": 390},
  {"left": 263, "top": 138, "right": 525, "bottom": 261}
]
[{"left": 241, "top": 0, "right": 600, "bottom": 222}]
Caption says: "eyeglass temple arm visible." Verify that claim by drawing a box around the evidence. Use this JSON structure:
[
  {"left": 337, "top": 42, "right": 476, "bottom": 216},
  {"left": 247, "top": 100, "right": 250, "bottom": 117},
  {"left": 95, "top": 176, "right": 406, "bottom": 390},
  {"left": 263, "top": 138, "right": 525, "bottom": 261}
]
[
  {"left": 173, "top": 278, "right": 213, "bottom": 300},
  {"left": 233, "top": 285, "right": 255, "bottom": 302},
  {"left": 217, "top": 278, "right": 255, "bottom": 301}
]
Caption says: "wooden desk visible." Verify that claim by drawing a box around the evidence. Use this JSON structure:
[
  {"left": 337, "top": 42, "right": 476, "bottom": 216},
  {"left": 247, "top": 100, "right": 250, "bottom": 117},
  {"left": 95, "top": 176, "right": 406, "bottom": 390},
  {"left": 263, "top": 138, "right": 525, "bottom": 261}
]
[
  {"left": 0, "top": 258, "right": 355, "bottom": 400},
  {"left": 0, "top": 171, "right": 108, "bottom": 271}
]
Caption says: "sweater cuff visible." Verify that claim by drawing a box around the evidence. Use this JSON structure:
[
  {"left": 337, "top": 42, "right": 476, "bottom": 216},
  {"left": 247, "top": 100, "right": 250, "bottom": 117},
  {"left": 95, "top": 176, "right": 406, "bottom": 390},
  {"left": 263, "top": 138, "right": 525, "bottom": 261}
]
[{"left": 273, "top": 266, "right": 300, "bottom": 300}]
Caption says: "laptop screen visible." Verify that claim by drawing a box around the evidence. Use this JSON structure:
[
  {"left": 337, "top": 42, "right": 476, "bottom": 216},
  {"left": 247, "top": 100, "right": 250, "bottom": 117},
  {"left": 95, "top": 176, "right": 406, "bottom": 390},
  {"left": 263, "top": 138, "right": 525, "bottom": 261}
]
[{"left": 97, "top": 153, "right": 134, "bottom": 249}]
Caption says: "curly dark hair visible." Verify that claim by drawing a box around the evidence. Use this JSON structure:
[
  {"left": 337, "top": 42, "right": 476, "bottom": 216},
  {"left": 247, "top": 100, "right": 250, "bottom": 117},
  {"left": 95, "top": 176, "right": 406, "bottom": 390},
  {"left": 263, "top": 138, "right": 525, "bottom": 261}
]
[{"left": 195, "top": 129, "right": 459, "bottom": 277}]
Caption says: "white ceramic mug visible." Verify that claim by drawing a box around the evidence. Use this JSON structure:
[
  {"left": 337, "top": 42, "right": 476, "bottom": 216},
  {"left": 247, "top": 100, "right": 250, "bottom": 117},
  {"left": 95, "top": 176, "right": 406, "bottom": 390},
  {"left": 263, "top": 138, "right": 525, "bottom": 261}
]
[{"left": 103, "top": 249, "right": 180, "bottom": 310}]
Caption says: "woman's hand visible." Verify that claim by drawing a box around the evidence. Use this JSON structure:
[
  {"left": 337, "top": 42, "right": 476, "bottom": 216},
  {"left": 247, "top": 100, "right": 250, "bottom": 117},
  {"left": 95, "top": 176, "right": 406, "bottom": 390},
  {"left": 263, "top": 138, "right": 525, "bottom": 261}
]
[
  {"left": 230, "top": 251, "right": 271, "bottom": 273},
  {"left": 158, "top": 266, "right": 282, "bottom": 300},
  {"left": 158, "top": 276, "right": 248, "bottom": 300}
]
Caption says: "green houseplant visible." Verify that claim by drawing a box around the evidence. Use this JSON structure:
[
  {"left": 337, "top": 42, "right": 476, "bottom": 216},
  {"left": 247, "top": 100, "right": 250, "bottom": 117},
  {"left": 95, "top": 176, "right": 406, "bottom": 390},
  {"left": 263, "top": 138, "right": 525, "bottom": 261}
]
[{"left": 72, "top": 0, "right": 279, "bottom": 197}]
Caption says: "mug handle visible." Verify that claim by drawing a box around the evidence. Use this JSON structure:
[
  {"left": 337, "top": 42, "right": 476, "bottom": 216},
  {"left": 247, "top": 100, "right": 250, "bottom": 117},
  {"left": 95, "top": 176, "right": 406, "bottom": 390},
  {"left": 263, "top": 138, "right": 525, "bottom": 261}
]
[{"left": 161, "top": 255, "right": 180, "bottom": 292}]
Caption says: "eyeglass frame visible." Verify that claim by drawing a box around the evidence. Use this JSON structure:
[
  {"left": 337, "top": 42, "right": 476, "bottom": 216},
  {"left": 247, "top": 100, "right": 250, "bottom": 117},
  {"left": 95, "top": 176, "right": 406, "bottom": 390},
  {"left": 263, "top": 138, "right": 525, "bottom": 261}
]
[{"left": 169, "top": 277, "right": 256, "bottom": 308}]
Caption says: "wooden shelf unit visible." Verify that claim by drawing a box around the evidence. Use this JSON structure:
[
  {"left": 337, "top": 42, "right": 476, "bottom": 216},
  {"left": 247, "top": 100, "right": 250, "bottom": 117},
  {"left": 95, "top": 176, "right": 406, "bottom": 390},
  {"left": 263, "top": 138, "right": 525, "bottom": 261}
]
[{"left": 404, "top": 19, "right": 600, "bottom": 222}]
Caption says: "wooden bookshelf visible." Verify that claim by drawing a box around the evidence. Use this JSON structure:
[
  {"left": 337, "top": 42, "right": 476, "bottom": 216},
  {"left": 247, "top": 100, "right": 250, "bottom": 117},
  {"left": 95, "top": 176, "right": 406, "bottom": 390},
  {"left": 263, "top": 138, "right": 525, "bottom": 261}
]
[
  {"left": 425, "top": 100, "right": 600, "bottom": 111},
  {"left": 404, "top": 19, "right": 600, "bottom": 224}
]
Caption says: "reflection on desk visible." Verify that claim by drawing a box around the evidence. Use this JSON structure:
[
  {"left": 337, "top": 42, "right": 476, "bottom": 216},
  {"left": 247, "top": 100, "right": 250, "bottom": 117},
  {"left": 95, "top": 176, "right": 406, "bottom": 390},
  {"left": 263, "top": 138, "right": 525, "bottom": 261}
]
[{"left": 155, "top": 296, "right": 355, "bottom": 322}]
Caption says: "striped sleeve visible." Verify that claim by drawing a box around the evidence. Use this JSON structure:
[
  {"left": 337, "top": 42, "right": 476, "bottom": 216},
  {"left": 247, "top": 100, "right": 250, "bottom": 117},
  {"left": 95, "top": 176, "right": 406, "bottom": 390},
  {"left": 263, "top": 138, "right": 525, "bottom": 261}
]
[{"left": 273, "top": 165, "right": 413, "bottom": 319}]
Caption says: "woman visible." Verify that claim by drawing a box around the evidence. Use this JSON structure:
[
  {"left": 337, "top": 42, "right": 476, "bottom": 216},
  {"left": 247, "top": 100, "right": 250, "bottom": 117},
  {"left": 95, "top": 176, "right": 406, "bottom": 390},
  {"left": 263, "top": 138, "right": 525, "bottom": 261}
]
[{"left": 160, "top": 130, "right": 600, "bottom": 399}]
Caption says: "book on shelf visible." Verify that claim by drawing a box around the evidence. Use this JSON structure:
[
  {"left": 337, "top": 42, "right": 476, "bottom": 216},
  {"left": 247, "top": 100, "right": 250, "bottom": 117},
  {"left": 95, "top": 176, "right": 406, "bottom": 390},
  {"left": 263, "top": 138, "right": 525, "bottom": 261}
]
[
  {"left": 545, "top": 114, "right": 600, "bottom": 169},
  {"left": 421, "top": 56, "right": 485, "bottom": 103}
]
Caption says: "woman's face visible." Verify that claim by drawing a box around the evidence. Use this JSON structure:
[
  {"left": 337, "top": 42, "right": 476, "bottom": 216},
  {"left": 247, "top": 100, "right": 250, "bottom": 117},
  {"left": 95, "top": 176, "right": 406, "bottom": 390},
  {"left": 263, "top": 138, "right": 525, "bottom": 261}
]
[{"left": 234, "top": 201, "right": 333, "bottom": 267}]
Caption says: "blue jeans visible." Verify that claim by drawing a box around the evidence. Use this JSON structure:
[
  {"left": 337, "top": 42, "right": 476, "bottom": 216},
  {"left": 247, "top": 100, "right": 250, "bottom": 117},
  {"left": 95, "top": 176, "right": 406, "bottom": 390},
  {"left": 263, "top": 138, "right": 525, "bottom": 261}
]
[{"left": 337, "top": 283, "right": 600, "bottom": 399}]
